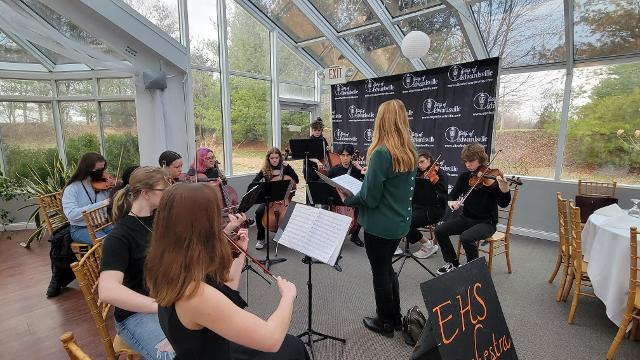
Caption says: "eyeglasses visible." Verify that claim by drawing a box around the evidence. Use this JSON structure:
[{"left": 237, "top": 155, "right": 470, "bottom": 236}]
[{"left": 149, "top": 188, "right": 168, "bottom": 192}]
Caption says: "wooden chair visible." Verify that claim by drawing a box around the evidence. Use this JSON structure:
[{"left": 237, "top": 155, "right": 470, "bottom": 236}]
[
  {"left": 566, "top": 201, "right": 597, "bottom": 323},
  {"left": 549, "top": 192, "right": 571, "bottom": 301},
  {"left": 70, "top": 241, "right": 138, "bottom": 360},
  {"left": 418, "top": 225, "right": 436, "bottom": 242},
  {"left": 59, "top": 332, "right": 91, "bottom": 360},
  {"left": 577, "top": 179, "right": 617, "bottom": 197},
  {"left": 456, "top": 187, "right": 519, "bottom": 273},
  {"left": 81, "top": 203, "right": 112, "bottom": 244},
  {"left": 37, "top": 192, "right": 87, "bottom": 256},
  {"left": 607, "top": 227, "right": 640, "bottom": 359}
]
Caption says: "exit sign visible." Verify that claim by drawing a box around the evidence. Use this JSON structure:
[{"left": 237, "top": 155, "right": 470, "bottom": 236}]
[{"left": 324, "top": 65, "right": 347, "bottom": 85}]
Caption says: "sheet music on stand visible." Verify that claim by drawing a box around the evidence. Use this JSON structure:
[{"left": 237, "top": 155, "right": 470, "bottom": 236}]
[
  {"left": 315, "top": 171, "right": 362, "bottom": 198},
  {"left": 274, "top": 203, "right": 351, "bottom": 266}
]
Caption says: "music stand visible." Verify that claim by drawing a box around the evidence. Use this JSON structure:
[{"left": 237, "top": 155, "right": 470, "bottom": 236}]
[
  {"left": 276, "top": 202, "right": 346, "bottom": 359},
  {"left": 393, "top": 180, "right": 437, "bottom": 278},
  {"left": 247, "top": 180, "right": 292, "bottom": 270},
  {"left": 289, "top": 138, "right": 325, "bottom": 203}
]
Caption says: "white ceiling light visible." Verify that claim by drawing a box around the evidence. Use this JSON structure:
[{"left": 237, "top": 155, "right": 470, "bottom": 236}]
[{"left": 401, "top": 31, "right": 430, "bottom": 59}]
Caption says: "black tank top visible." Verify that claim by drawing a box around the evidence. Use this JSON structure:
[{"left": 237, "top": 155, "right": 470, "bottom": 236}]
[{"left": 158, "top": 280, "right": 247, "bottom": 360}]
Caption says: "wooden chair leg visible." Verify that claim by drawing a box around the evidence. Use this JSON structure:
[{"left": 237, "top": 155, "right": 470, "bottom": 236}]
[
  {"left": 563, "top": 269, "right": 574, "bottom": 302},
  {"left": 487, "top": 241, "right": 494, "bottom": 273},
  {"left": 631, "top": 314, "right": 639, "bottom": 341},
  {"left": 548, "top": 252, "right": 562, "bottom": 283},
  {"left": 568, "top": 271, "right": 582, "bottom": 324},
  {"left": 556, "top": 260, "right": 569, "bottom": 302},
  {"left": 504, "top": 239, "right": 512, "bottom": 274},
  {"left": 607, "top": 313, "right": 634, "bottom": 359}
]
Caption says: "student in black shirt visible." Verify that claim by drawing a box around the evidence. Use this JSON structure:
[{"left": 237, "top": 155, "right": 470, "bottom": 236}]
[
  {"left": 327, "top": 144, "right": 365, "bottom": 246},
  {"left": 98, "top": 166, "right": 175, "bottom": 359},
  {"left": 250, "top": 147, "right": 299, "bottom": 250},
  {"left": 146, "top": 183, "right": 309, "bottom": 360},
  {"left": 435, "top": 143, "right": 511, "bottom": 275},
  {"left": 302, "top": 118, "right": 330, "bottom": 183}
]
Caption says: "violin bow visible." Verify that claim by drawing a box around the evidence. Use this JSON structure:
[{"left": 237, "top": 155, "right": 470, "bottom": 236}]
[
  {"left": 223, "top": 228, "right": 276, "bottom": 281},
  {"left": 424, "top": 154, "right": 442, "bottom": 178}
]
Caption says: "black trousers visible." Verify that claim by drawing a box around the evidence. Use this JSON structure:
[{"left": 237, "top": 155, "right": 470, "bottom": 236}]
[
  {"left": 364, "top": 231, "right": 402, "bottom": 324},
  {"left": 230, "top": 334, "right": 310, "bottom": 360},
  {"left": 435, "top": 215, "right": 496, "bottom": 266},
  {"left": 255, "top": 204, "right": 266, "bottom": 240},
  {"left": 406, "top": 206, "right": 445, "bottom": 244}
]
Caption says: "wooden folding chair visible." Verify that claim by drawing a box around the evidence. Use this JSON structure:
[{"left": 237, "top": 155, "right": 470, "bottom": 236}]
[
  {"left": 456, "top": 188, "right": 519, "bottom": 273},
  {"left": 607, "top": 227, "right": 640, "bottom": 359},
  {"left": 549, "top": 192, "right": 572, "bottom": 301},
  {"left": 81, "top": 203, "right": 112, "bottom": 244},
  {"left": 59, "top": 332, "right": 91, "bottom": 360},
  {"left": 37, "top": 192, "right": 87, "bottom": 256},
  {"left": 70, "top": 241, "right": 138, "bottom": 360},
  {"left": 566, "top": 202, "right": 597, "bottom": 323},
  {"left": 577, "top": 179, "right": 617, "bottom": 197}
]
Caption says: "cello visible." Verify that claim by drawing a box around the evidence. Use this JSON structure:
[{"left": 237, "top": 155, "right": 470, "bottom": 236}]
[{"left": 261, "top": 151, "right": 297, "bottom": 232}]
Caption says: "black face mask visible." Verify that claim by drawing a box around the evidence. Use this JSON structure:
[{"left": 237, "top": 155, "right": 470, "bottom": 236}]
[{"left": 89, "top": 169, "right": 104, "bottom": 181}]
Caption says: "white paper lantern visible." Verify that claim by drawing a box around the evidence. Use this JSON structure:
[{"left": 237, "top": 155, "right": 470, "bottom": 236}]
[{"left": 401, "top": 31, "right": 430, "bottom": 59}]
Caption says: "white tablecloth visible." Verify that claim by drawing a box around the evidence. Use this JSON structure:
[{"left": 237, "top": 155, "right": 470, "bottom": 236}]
[{"left": 582, "top": 213, "right": 640, "bottom": 326}]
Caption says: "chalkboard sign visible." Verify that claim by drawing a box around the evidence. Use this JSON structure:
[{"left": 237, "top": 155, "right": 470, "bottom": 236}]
[{"left": 418, "top": 258, "right": 517, "bottom": 360}]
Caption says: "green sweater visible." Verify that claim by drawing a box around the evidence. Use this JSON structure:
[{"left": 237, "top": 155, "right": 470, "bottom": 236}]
[{"left": 344, "top": 146, "right": 416, "bottom": 239}]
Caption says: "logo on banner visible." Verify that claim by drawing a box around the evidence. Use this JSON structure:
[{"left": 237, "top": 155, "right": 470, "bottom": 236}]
[
  {"left": 331, "top": 110, "right": 343, "bottom": 121},
  {"left": 334, "top": 84, "right": 358, "bottom": 97},
  {"left": 365, "top": 79, "right": 394, "bottom": 93},
  {"left": 334, "top": 129, "right": 358, "bottom": 143},
  {"left": 364, "top": 128, "right": 373, "bottom": 142},
  {"left": 348, "top": 105, "right": 375, "bottom": 120},
  {"left": 444, "top": 126, "right": 488, "bottom": 143},
  {"left": 411, "top": 130, "right": 435, "bottom": 145},
  {"left": 423, "top": 99, "right": 462, "bottom": 114},
  {"left": 440, "top": 164, "right": 459, "bottom": 173},
  {"left": 473, "top": 92, "right": 495, "bottom": 110},
  {"left": 402, "top": 73, "right": 438, "bottom": 89},
  {"left": 448, "top": 64, "right": 494, "bottom": 82}
]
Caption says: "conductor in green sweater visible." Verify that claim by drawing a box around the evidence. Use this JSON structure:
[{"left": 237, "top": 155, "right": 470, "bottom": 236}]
[{"left": 338, "top": 99, "right": 417, "bottom": 335}]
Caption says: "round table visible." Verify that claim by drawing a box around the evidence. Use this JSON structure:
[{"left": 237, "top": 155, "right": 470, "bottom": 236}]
[{"left": 582, "top": 212, "right": 640, "bottom": 326}]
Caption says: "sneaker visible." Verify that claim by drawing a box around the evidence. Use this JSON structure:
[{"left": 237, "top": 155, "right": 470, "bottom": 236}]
[
  {"left": 436, "top": 262, "right": 459, "bottom": 275},
  {"left": 394, "top": 247, "right": 403, "bottom": 256},
  {"left": 350, "top": 235, "right": 364, "bottom": 247},
  {"left": 413, "top": 243, "right": 439, "bottom": 259},
  {"left": 255, "top": 240, "right": 265, "bottom": 250}
]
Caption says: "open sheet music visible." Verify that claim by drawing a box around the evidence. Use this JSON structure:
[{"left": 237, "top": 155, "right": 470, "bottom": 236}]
[
  {"left": 316, "top": 171, "right": 362, "bottom": 198},
  {"left": 275, "top": 204, "right": 351, "bottom": 266}
]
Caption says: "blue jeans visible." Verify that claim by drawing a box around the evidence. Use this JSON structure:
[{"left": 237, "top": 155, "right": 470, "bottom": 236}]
[
  {"left": 69, "top": 224, "right": 112, "bottom": 245},
  {"left": 116, "top": 313, "right": 174, "bottom": 360}
]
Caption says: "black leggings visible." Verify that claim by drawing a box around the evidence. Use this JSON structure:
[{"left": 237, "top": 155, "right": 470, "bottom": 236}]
[
  {"left": 406, "top": 206, "right": 444, "bottom": 244},
  {"left": 230, "top": 334, "right": 310, "bottom": 360},
  {"left": 364, "top": 231, "right": 402, "bottom": 323},
  {"left": 435, "top": 215, "right": 496, "bottom": 266},
  {"left": 255, "top": 204, "right": 266, "bottom": 240}
]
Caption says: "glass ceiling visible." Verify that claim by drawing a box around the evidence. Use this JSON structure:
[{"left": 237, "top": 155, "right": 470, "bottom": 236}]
[{"left": 0, "top": 0, "right": 637, "bottom": 77}]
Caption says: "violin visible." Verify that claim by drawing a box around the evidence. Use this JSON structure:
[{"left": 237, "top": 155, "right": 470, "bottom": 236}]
[
  {"left": 91, "top": 172, "right": 117, "bottom": 191},
  {"left": 222, "top": 230, "right": 275, "bottom": 280},
  {"left": 469, "top": 166, "right": 523, "bottom": 188},
  {"left": 423, "top": 155, "right": 442, "bottom": 185}
]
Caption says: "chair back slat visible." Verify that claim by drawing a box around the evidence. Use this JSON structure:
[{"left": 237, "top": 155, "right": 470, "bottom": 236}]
[
  {"left": 71, "top": 241, "right": 116, "bottom": 360},
  {"left": 577, "top": 180, "right": 616, "bottom": 197},
  {"left": 37, "top": 191, "right": 68, "bottom": 235},
  {"left": 556, "top": 192, "right": 570, "bottom": 252},
  {"left": 81, "top": 204, "right": 112, "bottom": 244},
  {"left": 630, "top": 227, "right": 638, "bottom": 289},
  {"left": 569, "top": 201, "right": 583, "bottom": 272}
]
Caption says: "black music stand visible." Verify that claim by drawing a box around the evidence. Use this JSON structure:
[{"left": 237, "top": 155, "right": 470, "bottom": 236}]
[
  {"left": 247, "top": 180, "right": 291, "bottom": 270},
  {"left": 392, "top": 179, "right": 437, "bottom": 278},
  {"left": 276, "top": 202, "right": 346, "bottom": 359},
  {"left": 289, "top": 138, "right": 325, "bottom": 203}
]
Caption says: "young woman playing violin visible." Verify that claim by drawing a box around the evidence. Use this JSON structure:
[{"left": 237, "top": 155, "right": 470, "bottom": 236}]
[
  {"left": 402, "top": 152, "right": 448, "bottom": 259},
  {"left": 158, "top": 150, "right": 184, "bottom": 182},
  {"left": 250, "top": 148, "right": 299, "bottom": 250},
  {"left": 327, "top": 144, "right": 365, "bottom": 247},
  {"left": 146, "top": 183, "right": 309, "bottom": 360},
  {"left": 62, "top": 152, "right": 114, "bottom": 245},
  {"left": 434, "top": 142, "right": 511, "bottom": 275}
]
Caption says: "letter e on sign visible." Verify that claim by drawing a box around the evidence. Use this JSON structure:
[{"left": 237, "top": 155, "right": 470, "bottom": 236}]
[{"left": 325, "top": 65, "right": 346, "bottom": 85}]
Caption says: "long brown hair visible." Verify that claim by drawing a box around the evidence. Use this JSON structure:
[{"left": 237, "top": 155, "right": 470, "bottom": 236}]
[
  {"left": 261, "top": 147, "right": 283, "bottom": 180},
  {"left": 111, "top": 166, "right": 169, "bottom": 223},
  {"left": 66, "top": 152, "right": 107, "bottom": 185},
  {"left": 367, "top": 99, "right": 417, "bottom": 172},
  {"left": 145, "top": 183, "right": 232, "bottom": 306}
]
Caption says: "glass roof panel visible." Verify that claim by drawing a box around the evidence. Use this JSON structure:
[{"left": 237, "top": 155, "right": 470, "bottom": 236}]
[
  {"left": 382, "top": 0, "right": 442, "bottom": 18},
  {"left": 472, "top": 0, "right": 565, "bottom": 68},
  {"left": 20, "top": 0, "right": 125, "bottom": 64},
  {"left": 0, "top": 31, "right": 39, "bottom": 63},
  {"left": 31, "top": 42, "right": 76, "bottom": 64},
  {"left": 308, "top": 0, "right": 377, "bottom": 32},
  {"left": 249, "top": 0, "right": 324, "bottom": 42},
  {"left": 344, "top": 27, "right": 400, "bottom": 75},
  {"left": 400, "top": 9, "right": 472, "bottom": 68},
  {"left": 390, "top": 56, "right": 415, "bottom": 75},
  {"left": 303, "top": 40, "right": 354, "bottom": 69},
  {"left": 574, "top": 0, "right": 640, "bottom": 59},
  {"left": 121, "top": 0, "right": 181, "bottom": 42}
]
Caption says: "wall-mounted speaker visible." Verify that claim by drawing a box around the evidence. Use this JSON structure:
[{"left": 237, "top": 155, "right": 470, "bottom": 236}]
[{"left": 142, "top": 70, "right": 167, "bottom": 90}]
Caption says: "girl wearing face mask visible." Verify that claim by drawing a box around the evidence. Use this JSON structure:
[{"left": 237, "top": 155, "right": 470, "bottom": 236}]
[{"left": 62, "top": 152, "right": 114, "bottom": 245}]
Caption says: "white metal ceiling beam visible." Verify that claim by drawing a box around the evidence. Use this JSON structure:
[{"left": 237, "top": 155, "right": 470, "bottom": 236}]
[
  {"left": 365, "top": 0, "right": 425, "bottom": 71},
  {"left": 233, "top": 0, "right": 324, "bottom": 70},
  {"left": 443, "top": 0, "right": 489, "bottom": 60},
  {"left": 291, "top": 0, "right": 377, "bottom": 78},
  {"left": 0, "top": 27, "right": 55, "bottom": 71}
]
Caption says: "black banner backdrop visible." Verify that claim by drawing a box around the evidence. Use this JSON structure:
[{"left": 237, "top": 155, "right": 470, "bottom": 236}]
[{"left": 331, "top": 58, "right": 500, "bottom": 191}]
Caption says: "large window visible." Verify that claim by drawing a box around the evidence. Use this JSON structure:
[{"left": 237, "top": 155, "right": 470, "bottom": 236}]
[
  {"left": 192, "top": 70, "right": 224, "bottom": 168},
  {"left": 229, "top": 76, "right": 271, "bottom": 174},
  {"left": 100, "top": 101, "right": 139, "bottom": 173},
  {"left": 121, "top": 0, "right": 181, "bottom": 42},
  {"left": 60, "top": 101, "right": 100, "bottom": 165},
  {"left": 226, "top": 0, "right": 270, "bottom": 76},
  {"left": 188, "top": 0, "right": 220, "bottom": 68},
  {"left": 561, "top": 62, "right": 640, "bottom": 185},
  {"left": 494, "top": 70, "right": 566, "bottom": 178}
]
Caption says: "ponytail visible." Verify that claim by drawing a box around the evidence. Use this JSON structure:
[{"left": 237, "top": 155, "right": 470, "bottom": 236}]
[{"left": 112, "top": 185, "right": 133, "bottom": 223}]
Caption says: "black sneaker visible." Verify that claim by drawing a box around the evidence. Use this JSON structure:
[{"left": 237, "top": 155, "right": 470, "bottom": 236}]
[
  {"left": 350, "top": 235, "right": 364, "bottom": 247},
  {"left": 436, "top": 262, "right": 459, "bottom": 275}
]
